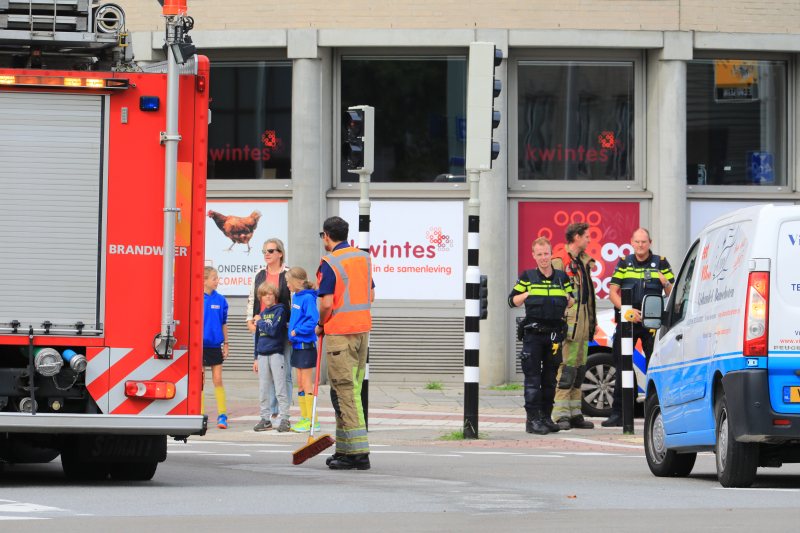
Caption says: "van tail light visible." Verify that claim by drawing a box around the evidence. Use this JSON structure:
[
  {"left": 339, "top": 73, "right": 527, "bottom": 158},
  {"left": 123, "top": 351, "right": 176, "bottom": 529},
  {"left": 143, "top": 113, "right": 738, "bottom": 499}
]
[
  {"left": 196, "top": 74, "right": 206, "bottom": 92},
  {"left": 125, "top": 381, "right": 176, "bottom": 400},
  {"left": 744, "top": 271, "right": 769, "bottom": 357}
]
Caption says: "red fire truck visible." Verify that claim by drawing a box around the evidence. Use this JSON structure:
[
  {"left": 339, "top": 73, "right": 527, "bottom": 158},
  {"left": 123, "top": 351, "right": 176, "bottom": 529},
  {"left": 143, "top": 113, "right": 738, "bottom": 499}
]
[{"left": 0, "top": 0, "right": 207, "bottom": 480}]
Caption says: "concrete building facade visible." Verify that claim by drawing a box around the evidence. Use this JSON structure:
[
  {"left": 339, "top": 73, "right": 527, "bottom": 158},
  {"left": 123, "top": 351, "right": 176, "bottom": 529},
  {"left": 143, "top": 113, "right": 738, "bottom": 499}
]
[{"left": 117, "top": 0, "right": 800, "bottom": 383}]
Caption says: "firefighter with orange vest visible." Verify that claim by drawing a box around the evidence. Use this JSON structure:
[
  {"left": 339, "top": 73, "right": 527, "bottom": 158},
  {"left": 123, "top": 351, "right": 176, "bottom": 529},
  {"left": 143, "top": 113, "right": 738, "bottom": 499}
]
[
  {"left": 315, "top": 216, "right": 375, "bottom": 470},
  {"left": 550, "top": 222, "right": 597, "bottom": 430}
]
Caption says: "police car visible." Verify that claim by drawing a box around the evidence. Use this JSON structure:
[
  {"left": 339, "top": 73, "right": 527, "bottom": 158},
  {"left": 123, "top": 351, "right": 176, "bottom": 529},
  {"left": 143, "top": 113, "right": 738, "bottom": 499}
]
[
  {"left": 640, "top": 204, "right": 800, "bottom": 487},
  {"left": 580, "top": 309, "right": 647, "bottom": 418}
]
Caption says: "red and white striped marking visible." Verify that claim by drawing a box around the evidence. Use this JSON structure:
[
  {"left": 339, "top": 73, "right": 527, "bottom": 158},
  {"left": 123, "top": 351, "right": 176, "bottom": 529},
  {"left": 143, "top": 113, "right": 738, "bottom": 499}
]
[{"left": 85, "top": 348, "right": 188, "bottom": 415}]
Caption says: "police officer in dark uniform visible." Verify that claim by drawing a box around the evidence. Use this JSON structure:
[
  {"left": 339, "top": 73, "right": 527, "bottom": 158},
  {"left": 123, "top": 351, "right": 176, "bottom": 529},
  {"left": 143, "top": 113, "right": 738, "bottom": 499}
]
[
  {"left": 509, "top": 237, "right": 575, "bottom": 435},
  {"left": 602, "top": 228, "right": 674, "bottom": 427}
]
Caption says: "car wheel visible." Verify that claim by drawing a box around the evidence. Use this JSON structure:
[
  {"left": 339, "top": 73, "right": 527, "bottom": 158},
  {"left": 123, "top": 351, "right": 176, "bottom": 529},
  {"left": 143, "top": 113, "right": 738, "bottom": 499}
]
[
  {"left": 715, "top": 390, "right": 758, "bottom": 488},
  {"left": 644, "top": 393, "right": 696, "bottom": 477},
  {"left": 581, "top": 352, "right": 615, "bottom": 418}
]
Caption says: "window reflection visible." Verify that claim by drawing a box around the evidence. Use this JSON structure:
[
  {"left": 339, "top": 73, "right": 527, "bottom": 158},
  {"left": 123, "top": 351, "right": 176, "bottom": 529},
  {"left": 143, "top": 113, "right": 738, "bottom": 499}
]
[
  {"left": 208, "top": 62, "right": 292, "bottom": 180},
  {"left": 518, "top": 61, "right": 634, "bottom": 181},
  {"left": 686, "top": 60, "right": 786, "bottom": 186},
  {"left": 341, "top": 56, "right": 466, "bottom": 183}
]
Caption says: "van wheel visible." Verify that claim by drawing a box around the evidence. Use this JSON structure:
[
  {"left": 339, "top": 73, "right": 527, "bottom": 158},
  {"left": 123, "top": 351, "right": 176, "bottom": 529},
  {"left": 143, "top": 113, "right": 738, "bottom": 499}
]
[
  {"left": 110, "top": 461, "right": 158, "bottom": 481},
  {"left": 715, "top": 391, "right": 758, "bottom": 488},
  {"left": 644, "top": 394, "right": 696, "bottom": 477}
]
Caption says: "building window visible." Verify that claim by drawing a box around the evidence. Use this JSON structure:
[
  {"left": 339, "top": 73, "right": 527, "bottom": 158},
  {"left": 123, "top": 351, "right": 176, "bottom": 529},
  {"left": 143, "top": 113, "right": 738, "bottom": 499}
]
[
  {"left": 517, "top": 61, "right": 634, "bottom": 181},
  {"left": 340, "top": 56, "right": 466, "bottom": 183},
  {"left": 208, "top": 61, "right": 292, "bottom": 180},
  {"left": 687, "top": 60, "right": 787, "bottom": 186}
]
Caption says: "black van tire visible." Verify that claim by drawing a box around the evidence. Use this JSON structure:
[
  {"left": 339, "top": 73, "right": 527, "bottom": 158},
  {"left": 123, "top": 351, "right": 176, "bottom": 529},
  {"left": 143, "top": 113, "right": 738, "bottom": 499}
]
[
  {"left": 644, "top": 394, "right": 697, "bottom": 477},
  {"left": 715, "top": 391, "right": 758, "bottom": 488}
]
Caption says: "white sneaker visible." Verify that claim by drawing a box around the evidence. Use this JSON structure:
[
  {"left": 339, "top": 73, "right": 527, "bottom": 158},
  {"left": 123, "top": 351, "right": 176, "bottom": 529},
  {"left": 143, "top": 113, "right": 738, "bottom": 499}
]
[{"left": 636, "top": 394, "right": 645, "bottom": 404}]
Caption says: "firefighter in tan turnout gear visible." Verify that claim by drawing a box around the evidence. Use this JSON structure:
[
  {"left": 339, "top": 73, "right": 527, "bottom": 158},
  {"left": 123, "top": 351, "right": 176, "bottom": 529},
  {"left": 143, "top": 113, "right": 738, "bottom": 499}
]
[{"left": 551, "top": 223, "right": 597, "bottom": 430}]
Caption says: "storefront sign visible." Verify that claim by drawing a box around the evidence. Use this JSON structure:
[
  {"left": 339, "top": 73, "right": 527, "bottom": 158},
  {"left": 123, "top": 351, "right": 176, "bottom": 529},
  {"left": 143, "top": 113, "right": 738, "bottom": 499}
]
[
  {"left": 715, "top": 60, "right": 758, "bottom": 101},
  {"left": 518, "top": 202, "right": 639, "bottom": 299},
  {"left": 339, "top": 201, "right": 464, "bottom": 300},
  {"left": 205, "top": 200, "right": 289, "bottom": 297}
]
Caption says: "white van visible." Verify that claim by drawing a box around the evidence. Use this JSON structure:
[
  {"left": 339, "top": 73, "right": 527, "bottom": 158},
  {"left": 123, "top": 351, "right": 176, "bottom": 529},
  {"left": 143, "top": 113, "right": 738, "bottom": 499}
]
[{"left": 641, "top": 204, "right": 800, "bottom": 488}]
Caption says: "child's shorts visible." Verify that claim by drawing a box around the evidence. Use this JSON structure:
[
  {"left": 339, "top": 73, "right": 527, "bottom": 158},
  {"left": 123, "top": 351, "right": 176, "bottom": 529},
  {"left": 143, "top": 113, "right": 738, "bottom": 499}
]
[
  {"left": 203, "top": 347, "right": 224, "bottom": 367},
  {"left": 291, "top": 346, "right": 317, "bottom": 369}
]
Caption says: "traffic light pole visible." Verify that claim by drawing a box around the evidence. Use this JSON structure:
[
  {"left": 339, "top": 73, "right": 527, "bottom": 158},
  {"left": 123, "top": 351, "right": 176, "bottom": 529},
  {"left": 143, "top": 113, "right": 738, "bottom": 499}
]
[
  {"left": 358, "top": 172, "right": 371, "bottom": 431},
  {"left": 620, "top": 287, "right": 635, "bottom": 435},
  {"left": 463, "top": 169, "right": 481, "bottom": 439}
]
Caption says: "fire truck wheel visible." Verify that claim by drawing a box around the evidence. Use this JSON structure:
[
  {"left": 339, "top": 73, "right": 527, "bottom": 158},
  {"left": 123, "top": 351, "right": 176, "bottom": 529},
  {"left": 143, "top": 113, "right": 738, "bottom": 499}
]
[
  {"left": 60, "top": 452, "right": 110, "bottom": 481},
  {"left": 110, "top": 461, "right": 158, "bottom": 481}
]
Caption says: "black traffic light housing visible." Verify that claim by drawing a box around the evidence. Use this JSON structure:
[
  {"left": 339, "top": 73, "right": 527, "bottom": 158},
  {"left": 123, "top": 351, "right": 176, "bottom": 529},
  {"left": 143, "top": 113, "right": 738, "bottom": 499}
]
[
  {"left": 479, "top": 275, "right": 488, "bottom": 320},
  {"left": 342, "top": 109, "right": 365, "bottom": 170}
]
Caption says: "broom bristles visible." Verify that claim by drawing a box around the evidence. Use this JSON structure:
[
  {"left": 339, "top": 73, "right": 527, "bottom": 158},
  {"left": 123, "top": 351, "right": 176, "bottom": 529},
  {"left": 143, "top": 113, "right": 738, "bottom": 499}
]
[{"left": 292, "top": 434, "right": 335, "bottom": 465}]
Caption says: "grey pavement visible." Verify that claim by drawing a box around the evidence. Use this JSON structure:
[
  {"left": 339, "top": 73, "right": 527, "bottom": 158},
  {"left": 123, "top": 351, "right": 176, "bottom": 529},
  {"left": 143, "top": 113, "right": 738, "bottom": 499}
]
[
  {"left": 1, "top": 440, "right": 799, "bottom": 531},
  {"left": 209, "top": 378, "right": 528, "bottom": 411}
]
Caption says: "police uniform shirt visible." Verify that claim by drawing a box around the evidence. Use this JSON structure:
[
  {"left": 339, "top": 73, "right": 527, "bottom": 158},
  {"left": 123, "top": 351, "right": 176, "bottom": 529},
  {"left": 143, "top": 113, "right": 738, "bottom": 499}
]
[
  {"left": 610, "top": 252, "right": 674, "bottom": 320},
  {"left": 508, "top": 268, "right": 574, "bottom": 326}
]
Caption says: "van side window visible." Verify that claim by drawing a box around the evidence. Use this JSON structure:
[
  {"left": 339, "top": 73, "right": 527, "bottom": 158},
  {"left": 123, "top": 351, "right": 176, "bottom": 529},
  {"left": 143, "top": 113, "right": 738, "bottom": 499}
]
[{"left": 670, "top": 241, "right": 700, "bottom": 328}]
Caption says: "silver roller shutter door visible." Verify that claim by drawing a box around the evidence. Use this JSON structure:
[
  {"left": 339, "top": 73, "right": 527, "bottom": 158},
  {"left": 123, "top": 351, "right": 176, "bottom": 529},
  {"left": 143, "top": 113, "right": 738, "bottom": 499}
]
[{"left": 0, "top": 91, "right": 103, "bottom": 329}]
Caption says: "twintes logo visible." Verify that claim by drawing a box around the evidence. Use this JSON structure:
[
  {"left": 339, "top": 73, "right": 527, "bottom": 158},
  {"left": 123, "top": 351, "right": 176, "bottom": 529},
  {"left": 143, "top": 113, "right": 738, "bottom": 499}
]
[{"left": 110, "top": 245, "right": 188, "bottom": 256}]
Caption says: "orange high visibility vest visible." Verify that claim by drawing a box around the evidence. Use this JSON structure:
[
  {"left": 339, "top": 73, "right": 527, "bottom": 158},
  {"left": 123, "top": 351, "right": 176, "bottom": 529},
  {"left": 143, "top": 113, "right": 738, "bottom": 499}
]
[{"left": 317, "top": 247, "right": 373, "bottom": 335}]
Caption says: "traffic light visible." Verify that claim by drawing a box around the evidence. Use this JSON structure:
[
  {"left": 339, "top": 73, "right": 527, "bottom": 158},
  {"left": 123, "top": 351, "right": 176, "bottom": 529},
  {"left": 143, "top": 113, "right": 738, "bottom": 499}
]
[
  {"left": 466, "top": 42, "right": 503, "bottom": 171},
  {"left": 342, "top": 105, "right": 374, "bottom": 175},
  {"left": 479, "top": 275, "right": 488, "bottom": 320}
]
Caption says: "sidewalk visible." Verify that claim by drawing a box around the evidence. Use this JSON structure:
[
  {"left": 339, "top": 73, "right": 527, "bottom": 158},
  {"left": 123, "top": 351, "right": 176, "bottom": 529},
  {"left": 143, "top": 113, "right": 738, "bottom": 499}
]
[{"left": 200, "top": 379, "right": 646, "bottom": 452}]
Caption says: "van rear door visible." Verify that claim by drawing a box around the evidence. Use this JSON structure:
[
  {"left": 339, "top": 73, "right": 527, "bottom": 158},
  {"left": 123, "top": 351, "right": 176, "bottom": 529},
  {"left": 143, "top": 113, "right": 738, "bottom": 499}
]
[{"left": 769, "top": 217, "right": 800, "bottom": 414}]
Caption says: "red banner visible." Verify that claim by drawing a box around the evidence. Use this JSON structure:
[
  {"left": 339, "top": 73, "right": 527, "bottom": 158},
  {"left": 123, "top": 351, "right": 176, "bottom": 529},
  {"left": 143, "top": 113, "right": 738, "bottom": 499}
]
[{"left": 518, "top": 202, "right": 640, "bottom": 299}]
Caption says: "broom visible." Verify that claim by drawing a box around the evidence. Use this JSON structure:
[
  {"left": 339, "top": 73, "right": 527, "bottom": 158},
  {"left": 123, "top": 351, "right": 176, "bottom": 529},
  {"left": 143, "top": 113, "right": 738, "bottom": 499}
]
[{"left": 292, "top": 335, "right": 334, "bottom": 465}]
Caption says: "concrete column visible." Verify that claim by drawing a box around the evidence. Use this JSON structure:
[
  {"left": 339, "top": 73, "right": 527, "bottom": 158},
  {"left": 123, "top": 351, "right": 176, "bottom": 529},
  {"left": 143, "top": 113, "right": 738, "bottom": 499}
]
[
  {"left": 289, "top": 29, "right": 323, "bottom": 274},
  {"left": 646, "top": 31, "right": 691, "bottom": 266},
  {"left": 476, "top": 29, "right": 508, "bottom": 387}
]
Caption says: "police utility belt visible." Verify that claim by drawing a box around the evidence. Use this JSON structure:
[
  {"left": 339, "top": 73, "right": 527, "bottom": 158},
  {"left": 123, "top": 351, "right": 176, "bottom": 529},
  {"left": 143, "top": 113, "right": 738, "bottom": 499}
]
[{"left": 515, "top": 318, "right": 566, "bottom": 341}]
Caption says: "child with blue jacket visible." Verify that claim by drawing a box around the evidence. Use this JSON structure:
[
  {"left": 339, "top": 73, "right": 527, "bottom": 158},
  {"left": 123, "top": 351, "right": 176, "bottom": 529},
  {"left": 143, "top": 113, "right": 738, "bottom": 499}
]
[
  {"left": 285, "top": 267, "right": 320, "bottom": 433},
  {"left": 252, "top": 282, "right": 290, "bottom": 432}
]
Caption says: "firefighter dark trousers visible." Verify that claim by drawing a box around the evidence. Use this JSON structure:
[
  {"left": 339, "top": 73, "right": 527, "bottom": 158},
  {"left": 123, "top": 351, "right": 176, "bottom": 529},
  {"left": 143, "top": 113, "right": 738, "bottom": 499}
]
[
  {"left": 326, "top": 332, "right": 369, "bottom": 455},
  {"left": 553, "top": 303, "right": 591, "bottom": 420},
  {"left": 611, "top": 322, "right": 655, "bottom": 417},
  {"left": 519, "top": 331, "right": 560, "bottom": 415}
]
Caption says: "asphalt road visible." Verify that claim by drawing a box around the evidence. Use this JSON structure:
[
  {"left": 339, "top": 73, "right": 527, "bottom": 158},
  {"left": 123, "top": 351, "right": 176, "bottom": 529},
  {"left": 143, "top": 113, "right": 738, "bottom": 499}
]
[{"left": 1, "top": 439, "right": 800, "bottom": 532}]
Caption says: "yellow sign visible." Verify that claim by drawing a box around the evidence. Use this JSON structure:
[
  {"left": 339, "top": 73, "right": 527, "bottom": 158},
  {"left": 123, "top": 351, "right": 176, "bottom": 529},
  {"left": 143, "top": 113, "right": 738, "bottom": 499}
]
[
  {"left": 715, "top": 60, "right": 758, "bottom": 88},
  {"left": 790, "top": 387, "right": 800, "bottom": 403}
]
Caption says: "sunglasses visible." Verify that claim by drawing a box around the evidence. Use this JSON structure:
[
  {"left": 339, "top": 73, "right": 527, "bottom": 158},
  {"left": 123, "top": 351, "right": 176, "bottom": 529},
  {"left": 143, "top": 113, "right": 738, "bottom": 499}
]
[
  {"left": 319, "top": 232, "right": 325, "bottom": 239},
  {"left": 262, "top": 248, "right": 278, "bottom": 254}
]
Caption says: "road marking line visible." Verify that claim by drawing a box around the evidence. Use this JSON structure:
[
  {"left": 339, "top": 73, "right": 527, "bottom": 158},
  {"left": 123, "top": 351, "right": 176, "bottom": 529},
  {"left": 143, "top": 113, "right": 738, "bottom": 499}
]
[
  {"left": 555, "top": 452, "right": 621, "bottom": 456},
  {"left": 201, "top": 453, "right": 251, "bottom": 457},
  {"left": 560, "top": 437, "right": 645, "bottom": 449},
  {"left": 0, "top": 517, "right": 48, "bottom": 520},
  {"left": 460, "top": 452, "right": 524, "bottom": 455},
  {"left": 167, "top": 450, "right": 213, "bottom": 454},
  {"left": 367, "top": 451, "right": 421, "bottom": 454}
]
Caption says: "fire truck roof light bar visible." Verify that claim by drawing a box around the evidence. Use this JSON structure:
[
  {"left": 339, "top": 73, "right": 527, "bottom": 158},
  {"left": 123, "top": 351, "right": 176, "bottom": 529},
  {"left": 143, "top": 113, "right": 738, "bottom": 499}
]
[{"left": 0, "top": 75, "right": 128, "bottom": 89}]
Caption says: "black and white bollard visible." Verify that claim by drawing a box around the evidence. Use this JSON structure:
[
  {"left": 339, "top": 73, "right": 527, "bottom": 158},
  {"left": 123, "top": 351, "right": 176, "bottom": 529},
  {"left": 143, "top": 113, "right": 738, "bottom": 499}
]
[
  {"left": 358, "top": 176, "right": 371, "bottom": 431},
  {"left": 463, "top": 170, "right": 481, "bottom": 439},
  {"left": 620, "top": 287, "right": 635, "bottom": 435}
]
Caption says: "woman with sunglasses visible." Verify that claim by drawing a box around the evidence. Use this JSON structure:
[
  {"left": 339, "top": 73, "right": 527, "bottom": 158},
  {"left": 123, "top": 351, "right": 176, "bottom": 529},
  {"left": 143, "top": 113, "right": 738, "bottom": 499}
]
[{"left": 247, "top": 238, "right": 293, "bottom": 429}]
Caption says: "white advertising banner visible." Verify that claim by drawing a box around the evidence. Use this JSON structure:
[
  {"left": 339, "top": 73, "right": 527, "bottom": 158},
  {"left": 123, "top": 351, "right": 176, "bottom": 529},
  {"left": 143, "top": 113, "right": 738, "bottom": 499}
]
[
  {"left": 339, "top": 201, "right": 464, "bottom": 300},
  {"left": 205, "top": 200, "right": 289, "bottom": 297}
]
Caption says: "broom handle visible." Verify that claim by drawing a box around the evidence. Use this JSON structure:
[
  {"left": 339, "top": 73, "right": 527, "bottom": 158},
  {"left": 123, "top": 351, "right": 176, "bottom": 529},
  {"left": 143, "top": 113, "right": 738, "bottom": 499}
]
[{"left": 309, "top": 335, "right": 323, "bottom": 440}]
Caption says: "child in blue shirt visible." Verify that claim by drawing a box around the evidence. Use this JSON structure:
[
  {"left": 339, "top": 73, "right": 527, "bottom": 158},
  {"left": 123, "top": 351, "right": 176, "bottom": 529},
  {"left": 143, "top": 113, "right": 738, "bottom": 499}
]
[
  {"left": 252, "top": 282, "right": 290, "bottom": 432},
  {"left": 203, "top": 267, "right": 229, "bottom": 429},
  {"left": 285, "top": 267, "right": 320, "bottom": 432}
]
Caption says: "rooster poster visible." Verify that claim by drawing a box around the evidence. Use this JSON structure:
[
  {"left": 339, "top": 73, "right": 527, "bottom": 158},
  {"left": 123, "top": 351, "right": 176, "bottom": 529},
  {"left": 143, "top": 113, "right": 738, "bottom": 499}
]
[{"left": 205, "top": 200, "right": 289, "bottom": 297}]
